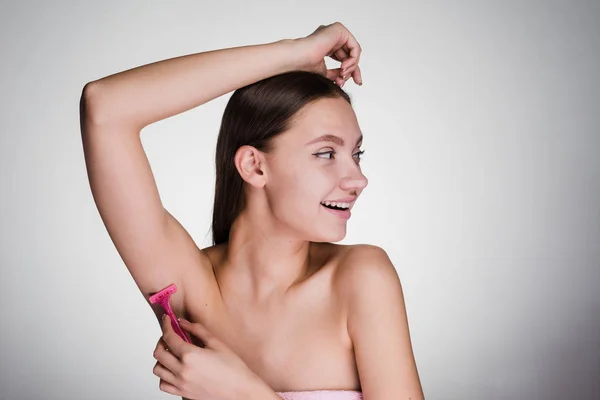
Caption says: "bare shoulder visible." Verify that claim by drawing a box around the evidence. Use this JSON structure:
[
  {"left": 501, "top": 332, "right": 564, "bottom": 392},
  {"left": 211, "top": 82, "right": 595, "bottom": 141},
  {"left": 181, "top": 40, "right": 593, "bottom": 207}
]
[
  {"left": 333, "top": 245, "right": 423, "bottom": 398},
  {"left": 332, "top": 244, "right": 403, "bottom": 323},
  {"left": 333, "top": 244, "right": 398, "bottom": 294}
]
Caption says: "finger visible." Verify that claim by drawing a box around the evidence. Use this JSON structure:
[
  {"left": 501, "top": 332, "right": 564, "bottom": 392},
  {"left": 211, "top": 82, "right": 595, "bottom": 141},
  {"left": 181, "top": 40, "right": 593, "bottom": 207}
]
[
  {"left": 341, "top": 53, "right": 359, "bottom": 74},
  {"left": 324, "top": 68, "right": 349, "bottom": 87},
  {"left": 328, "top": 50, "right": 347, "bottom": 66},
  {"left": 153, "top": 360, "right": 179, "bottom": 387},
  {"left": 352, "top": 65, "right": 363, "bottom": 86},
  {"left": 179, "top": 318, "right": 218, "bottom": 350},
  {"left": 325, "top": 68, "right": 343, "bottom": 82},
  {"left": 153, "top": 337, "right": 182, "bottom": 374},
  {"left": 162, "top": 315, "right": 190, "bottom": 359},
  {"left": 344, "top": 32, "right": 362, "bottom": 61},
  {"left": 159, "top": 378, "right": 183, "bottom": 397},
  {"left": 330, "top": 41, "right": 352, "bottom": 61},
  {"left": 340, "top": 59, "right": 363, "bottom": 85},
  {"left": 344, "top": 68, "right": 354, "bottom": 86},
  {"left": 341, "top": 65, "right": 357, "bottom": 83},
  {"left": 333, "top": 47, "right": 349, "bottom": 64},
  {"left": 341, "top": 59, "right": 356, "bottom": 75},
  {"left": 341, "top": 36, "right": 362, "bottom": 71}
]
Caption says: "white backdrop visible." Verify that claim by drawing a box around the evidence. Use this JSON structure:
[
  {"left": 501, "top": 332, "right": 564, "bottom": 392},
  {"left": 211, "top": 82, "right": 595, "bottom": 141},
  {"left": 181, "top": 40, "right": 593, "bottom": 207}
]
[{"left": 1, "top": 1, "right": 599, "bottom": 399}]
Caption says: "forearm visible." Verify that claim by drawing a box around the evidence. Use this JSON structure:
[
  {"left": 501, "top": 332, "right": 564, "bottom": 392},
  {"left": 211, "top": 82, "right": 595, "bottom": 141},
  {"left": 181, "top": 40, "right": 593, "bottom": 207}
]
[{"left": 83, "top": 38, "right": 303, "bottom": 129}]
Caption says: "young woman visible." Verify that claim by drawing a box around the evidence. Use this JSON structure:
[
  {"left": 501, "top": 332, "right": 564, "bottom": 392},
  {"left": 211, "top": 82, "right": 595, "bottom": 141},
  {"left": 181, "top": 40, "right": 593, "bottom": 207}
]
[{"left": 80, "top": 22, "right": 424, "bottom": 400}]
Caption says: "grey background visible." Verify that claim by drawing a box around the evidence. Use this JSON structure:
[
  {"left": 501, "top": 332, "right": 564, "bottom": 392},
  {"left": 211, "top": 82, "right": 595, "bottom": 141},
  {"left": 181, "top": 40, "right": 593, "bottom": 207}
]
[{"left": 1, "top": 1, "right": 599, "bottom": 399}]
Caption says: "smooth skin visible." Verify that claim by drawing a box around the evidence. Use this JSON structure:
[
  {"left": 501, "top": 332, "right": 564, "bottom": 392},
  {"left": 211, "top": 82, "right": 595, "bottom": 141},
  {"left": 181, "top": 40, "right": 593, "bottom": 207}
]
[{"left": 80, "top": 22, "right": 424, "bottom": 400}]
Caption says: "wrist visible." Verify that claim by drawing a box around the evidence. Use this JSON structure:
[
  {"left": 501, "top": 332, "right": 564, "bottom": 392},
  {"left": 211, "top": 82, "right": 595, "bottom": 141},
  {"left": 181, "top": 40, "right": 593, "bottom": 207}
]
[
  {"left": 277, "top": 37, "right": 315, "bottom": 73},
  {"left": 241, "top": 372, "right": 281, "bottom": 400}
]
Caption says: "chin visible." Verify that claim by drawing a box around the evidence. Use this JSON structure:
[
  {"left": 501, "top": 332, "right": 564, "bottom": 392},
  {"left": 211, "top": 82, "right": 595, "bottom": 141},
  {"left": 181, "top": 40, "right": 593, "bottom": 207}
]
[{"left": 309, "top": 226, "right": 347, "bottom": 243}]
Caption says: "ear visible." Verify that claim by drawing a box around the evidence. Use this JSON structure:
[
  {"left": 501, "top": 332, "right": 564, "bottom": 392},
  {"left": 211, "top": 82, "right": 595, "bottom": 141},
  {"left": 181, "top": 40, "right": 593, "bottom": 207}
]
[{"left": 234, "top": 145, "right": 267, "bottom": 188}]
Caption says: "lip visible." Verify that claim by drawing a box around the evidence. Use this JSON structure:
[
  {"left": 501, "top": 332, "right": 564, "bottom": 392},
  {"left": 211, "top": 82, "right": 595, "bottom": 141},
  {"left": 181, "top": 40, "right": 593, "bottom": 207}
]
[
  {"left": 321, "top": 197, "right": 357, "bottom": 212},
  {"left": 321, "top": 204, "right": 352, "bottom": 220},
  {"left": 322, "top": 197, "right": 357, "bottom": 203}
]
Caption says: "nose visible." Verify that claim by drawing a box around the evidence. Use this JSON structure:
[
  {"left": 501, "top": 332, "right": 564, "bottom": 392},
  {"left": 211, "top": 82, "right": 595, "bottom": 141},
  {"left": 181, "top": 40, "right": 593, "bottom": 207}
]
[{"left": 339, "top": 163, "right": 368, "bottom": 193}]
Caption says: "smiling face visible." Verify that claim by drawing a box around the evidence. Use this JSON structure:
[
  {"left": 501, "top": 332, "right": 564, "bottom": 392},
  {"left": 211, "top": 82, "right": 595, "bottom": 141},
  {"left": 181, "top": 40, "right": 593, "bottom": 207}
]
[{"left": 261, "top": 96, "right": 369, "bottom": 243}]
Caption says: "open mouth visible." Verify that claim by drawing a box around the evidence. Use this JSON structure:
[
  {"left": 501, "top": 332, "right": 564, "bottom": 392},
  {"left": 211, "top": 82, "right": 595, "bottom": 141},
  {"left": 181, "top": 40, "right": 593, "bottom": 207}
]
[
  {"left": 320, "top": 202, "right": 350, "bottom": 211},
  {"left": 320, "top": 201, "right": 352, "bottom": 220},
  {"left": 321, "top": 203, "right": 348, "bottom": 211}
]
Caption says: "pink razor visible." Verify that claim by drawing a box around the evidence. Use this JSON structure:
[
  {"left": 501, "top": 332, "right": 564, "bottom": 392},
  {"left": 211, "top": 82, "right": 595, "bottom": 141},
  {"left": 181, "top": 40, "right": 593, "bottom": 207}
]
[{"left": 149, "top": 283, "right": 192, "bottom": 343}]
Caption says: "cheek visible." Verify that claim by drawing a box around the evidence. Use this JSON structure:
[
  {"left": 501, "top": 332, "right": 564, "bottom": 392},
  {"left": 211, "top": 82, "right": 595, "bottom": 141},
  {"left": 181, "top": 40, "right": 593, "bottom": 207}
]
[
  {"left": 268, "top": 154, "right": 340, "bottom": 213},
  {"left": 272, "top": 168, "right": 326, "bottom": 214},
  {"left": 281, "top": 170, "right": 320, "bottom": 209}
]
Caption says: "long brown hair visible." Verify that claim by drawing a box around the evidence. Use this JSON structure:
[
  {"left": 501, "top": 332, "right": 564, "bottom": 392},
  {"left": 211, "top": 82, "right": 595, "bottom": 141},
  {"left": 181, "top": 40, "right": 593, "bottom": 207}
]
[{"left": 212, "top": 71, "right": 351, "bottom": 245}]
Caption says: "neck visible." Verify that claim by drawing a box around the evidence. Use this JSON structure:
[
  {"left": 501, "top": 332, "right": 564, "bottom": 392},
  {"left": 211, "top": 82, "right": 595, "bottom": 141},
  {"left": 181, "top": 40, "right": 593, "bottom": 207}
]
[{"left": 219, "top": 207, "right": 313, "bottom": 305}]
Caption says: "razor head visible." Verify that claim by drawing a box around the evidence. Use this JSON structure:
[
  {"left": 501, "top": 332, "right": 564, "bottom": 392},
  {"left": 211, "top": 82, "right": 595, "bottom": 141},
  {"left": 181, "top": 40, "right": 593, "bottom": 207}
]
[{"left": 149, "top": 283, "right": 178, "bottom": 304}]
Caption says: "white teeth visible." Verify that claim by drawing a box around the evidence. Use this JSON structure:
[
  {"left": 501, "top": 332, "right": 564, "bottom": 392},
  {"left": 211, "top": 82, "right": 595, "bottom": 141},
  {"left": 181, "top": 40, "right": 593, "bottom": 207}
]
[{"left": 321, "top": 201, "right": 351, "bottom": 209}]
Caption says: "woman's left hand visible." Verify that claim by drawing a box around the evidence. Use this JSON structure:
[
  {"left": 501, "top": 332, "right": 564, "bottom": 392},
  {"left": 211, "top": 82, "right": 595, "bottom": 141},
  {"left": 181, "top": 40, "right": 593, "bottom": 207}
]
[{"left": 153, "top": 315, "right": 257, "bottom": 400}]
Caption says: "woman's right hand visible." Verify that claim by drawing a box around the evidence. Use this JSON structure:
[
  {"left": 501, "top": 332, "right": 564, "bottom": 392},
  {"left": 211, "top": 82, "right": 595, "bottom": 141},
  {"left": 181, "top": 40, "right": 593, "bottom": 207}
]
[{"left": 294, "top": 22, "right": 363, "bottom": 88}]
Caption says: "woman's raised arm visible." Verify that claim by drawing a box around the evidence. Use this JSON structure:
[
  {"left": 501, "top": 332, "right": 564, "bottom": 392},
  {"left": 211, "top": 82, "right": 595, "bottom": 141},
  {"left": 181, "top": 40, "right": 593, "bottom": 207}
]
[
  {"left": 83, "top": 22, "right": 363, "bottom": 129},
  {"left": 79, "top": 22, "right": 361, "bottom": 327},
  {"left": 83, "top": 38, "right": 304, "bottom": 130}
]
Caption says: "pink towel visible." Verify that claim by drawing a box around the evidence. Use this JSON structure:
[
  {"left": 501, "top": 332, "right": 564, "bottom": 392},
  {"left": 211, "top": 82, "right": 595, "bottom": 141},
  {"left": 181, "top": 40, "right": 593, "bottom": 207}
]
[{"left": 276, "top": 390, "right": 363, "bottom": 400}]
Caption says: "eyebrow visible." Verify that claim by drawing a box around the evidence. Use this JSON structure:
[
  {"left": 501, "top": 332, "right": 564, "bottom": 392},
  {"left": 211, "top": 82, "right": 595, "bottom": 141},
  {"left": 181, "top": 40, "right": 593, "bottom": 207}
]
[{"left": 306, "top": 133, "right": 363, "bottom": 147}]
